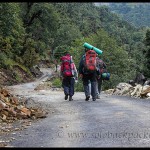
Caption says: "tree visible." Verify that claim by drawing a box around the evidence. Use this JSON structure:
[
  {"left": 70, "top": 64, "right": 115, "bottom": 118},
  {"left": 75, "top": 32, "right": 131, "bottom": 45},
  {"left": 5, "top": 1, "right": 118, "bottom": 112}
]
[
  {"left": 0, "top": 3, "right": 25, "bottom": 59},
  {"left": 19, "top": 2, "right": 59, "bottom": 58},
  {"left": 143, "top": 29, "right": 150, "bottom": 78}
]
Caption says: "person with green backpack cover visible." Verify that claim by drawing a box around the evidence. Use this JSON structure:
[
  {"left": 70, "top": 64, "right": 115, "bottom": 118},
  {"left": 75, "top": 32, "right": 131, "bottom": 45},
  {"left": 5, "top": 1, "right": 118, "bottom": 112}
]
[{"left": 79, "top": 47, "right": 99, "bottom": 101}]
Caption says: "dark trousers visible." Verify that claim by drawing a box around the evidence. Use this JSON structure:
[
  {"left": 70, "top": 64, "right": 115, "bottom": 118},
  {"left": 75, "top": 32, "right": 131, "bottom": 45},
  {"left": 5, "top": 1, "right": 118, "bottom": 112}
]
[
  {"left": 96, "top": 78, "right": 103, "bottom": 95},
  {"left": 82, "top": 74, "right": 97, "bottom": 99},
  {"left": 62, "top": 77, "right": 75, "bottom": 97}
]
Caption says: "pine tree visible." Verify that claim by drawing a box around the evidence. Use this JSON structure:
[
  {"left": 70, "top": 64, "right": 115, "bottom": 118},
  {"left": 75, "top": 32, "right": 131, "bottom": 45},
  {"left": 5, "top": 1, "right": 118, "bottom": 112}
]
[{"left": 144, "top": 29, "right": 150, "bottom": 78}]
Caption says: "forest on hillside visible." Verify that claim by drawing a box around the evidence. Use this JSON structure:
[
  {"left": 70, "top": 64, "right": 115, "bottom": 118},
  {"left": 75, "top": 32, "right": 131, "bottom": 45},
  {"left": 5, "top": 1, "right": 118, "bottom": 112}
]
[
  {"left": 108, "top": 3, "right": 150, "bottom": 28},
  {"left": 0, "top": 2, "right": 150, "bottom": 90}
]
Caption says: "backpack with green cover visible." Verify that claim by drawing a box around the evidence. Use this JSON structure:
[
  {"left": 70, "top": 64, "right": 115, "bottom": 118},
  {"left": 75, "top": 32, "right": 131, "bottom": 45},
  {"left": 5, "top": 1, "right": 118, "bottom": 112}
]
[{"left": 83, "top": 50, "right": 98, "bottom": 73}]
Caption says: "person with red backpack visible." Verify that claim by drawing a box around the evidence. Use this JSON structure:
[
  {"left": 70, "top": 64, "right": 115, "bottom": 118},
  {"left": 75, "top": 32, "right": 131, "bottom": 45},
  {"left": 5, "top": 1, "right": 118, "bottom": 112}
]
[
  {"left": 78, "top": 48, "right": 99, "bottom": 101},
  {"left": 60, "top": 52, "right": 78, "bottom": 101}
]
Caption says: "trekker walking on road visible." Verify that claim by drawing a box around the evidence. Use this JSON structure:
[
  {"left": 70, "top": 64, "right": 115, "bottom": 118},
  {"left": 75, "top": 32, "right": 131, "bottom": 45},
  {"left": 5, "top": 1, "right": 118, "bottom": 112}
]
[
  {"left": 60, "top": 52, "right": 78, "bottom": 101},
  {"left": 96, "top": 56, "right": 107, "bottom": 99},
  {"left": 54, "top": 59, "right": 58, "bottom": 72},
  {"left": 78, "top": 48, "right": 99, "bottom": 101}
]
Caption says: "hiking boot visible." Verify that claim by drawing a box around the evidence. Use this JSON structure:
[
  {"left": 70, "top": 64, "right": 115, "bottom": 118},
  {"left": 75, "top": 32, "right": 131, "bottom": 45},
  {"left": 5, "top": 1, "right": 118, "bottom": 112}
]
[
  {"left": 96, "top": 95, "right": 100, "bottom": 99},
  {"left": 65, "top": 94, "right": 68, "bottom": 100},
  {"left": 85, "top": 95, "right": 90, "bottom": 101},
  {"left": 69, "top": 96, "right": 73, "bottom": 101}
]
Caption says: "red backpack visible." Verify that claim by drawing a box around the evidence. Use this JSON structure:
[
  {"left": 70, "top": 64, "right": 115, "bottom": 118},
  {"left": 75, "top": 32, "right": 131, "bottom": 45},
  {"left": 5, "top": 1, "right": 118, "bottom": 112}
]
[
  {"left": 60, "top": 54, "right": 74, "bottom": 77},
  {"left": 83, "top": 50, "right": 97, "bottom": 73}
]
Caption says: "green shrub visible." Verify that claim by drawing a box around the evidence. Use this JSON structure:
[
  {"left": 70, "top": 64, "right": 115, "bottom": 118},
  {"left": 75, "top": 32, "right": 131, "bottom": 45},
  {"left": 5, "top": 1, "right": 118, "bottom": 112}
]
[
  {"left": 52, "top": 78, "right": 62, "bottom": 88},
  {"left": 74, "top": 78, "right": 84, "bottom": 92},
  {"left": 12, "top": 72, "right": 22, "bottom": 82}
]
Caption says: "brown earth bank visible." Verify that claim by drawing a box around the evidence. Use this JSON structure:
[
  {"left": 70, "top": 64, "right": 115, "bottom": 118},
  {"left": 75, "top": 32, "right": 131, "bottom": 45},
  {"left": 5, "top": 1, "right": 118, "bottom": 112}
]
[{"left": 0, "top": 60, "right": 54, "bottom": 87}]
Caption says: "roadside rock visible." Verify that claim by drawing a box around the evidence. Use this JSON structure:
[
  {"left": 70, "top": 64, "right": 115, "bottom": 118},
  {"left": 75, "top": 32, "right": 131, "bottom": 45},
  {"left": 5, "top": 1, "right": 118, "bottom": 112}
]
[
  {"left": 105, "top": 82, "right": 150, "bottom": 99},
  {"left": 0, "top": 87, "right": 48, "bottom": 122}
]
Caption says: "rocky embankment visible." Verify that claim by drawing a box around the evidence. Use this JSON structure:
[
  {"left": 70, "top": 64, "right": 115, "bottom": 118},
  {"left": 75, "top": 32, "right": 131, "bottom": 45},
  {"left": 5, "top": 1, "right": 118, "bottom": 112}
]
[
  {"left": 105, "top": 82, "right": 150, "bottom": 99},
  {"left": 0, "top": 64, "right": 55, "bottom": 147},
  {"left": 0, "top": 86, "right": 49, "bottom": 147}
]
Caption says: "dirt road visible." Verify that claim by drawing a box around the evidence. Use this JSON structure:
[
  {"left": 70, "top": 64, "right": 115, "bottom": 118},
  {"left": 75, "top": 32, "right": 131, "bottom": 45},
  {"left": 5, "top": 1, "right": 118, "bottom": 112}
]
[{"left": 6, "top": 68, "right": 150, "bottom": 147}]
